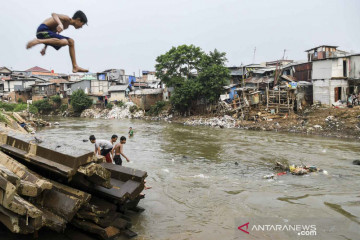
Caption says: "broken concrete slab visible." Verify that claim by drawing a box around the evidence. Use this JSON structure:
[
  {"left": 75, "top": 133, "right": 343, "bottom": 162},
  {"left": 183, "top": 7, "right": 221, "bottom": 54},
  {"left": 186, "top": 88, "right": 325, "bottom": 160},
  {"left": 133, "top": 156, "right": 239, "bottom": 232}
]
[
  {"left": 100, "top": 163, "right": 147, "bottom": 183},
  {"left": 0, "top": 151, "right": 52, "bottom": 193},
  {"left": 77, "top": 162, "right": 112, "bottom": 188}
]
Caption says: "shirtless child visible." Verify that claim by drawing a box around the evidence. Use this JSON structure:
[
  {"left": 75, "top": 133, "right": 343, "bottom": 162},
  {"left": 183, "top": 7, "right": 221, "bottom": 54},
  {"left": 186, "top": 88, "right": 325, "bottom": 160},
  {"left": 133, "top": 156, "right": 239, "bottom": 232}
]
[
  {"left": 26, "top": 11, "right": 88, "bottom": 73},
  {"left": 111, "top": 136, "right": 130, "bottom": 165}
]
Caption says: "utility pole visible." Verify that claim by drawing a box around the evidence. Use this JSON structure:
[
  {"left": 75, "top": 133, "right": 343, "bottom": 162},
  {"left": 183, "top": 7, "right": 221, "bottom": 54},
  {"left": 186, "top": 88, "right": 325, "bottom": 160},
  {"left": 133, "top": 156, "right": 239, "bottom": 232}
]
[{"left": 252, "top": 47, "right": 256, "bottom": 64}]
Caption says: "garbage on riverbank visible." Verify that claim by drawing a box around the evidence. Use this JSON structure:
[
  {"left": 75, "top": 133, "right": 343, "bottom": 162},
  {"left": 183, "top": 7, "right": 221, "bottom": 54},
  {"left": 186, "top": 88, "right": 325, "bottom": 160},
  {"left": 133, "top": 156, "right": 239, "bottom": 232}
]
[
  {"left": 81, "top": 103, "right": 144, "bottom": 119},
  {"left": 184, "top": 115, "right": 236, "bottom": 128}
]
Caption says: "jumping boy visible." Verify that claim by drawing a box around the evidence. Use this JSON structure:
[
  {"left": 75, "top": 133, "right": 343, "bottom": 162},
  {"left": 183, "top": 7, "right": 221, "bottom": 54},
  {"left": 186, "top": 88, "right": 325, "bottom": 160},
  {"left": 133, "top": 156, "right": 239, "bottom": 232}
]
[
  {"left": 26, "top": 11, "right": 88, "bottom": 73},
  {"left": 111, "top": 136, "right": 130, "bottom": 165}
]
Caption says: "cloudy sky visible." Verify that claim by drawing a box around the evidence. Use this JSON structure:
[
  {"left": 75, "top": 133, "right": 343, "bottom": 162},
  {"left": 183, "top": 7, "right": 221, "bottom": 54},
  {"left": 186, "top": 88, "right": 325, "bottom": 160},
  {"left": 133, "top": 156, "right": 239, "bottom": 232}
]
[{"left": 0, "top": 0, "right": 359, "bottom": 75}]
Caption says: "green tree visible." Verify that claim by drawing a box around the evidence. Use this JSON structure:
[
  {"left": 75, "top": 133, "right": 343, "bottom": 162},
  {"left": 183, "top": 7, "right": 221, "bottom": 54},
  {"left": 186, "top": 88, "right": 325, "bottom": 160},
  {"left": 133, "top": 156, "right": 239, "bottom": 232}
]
[
  {"left": 70, "top": 90, "right": 92, "bottom": 113},
  {"left": 33, "top": 99, "right": 52, "bottom": 113},
  {"left": 155, "top": 45, "right": 230, "bottom": 114}
]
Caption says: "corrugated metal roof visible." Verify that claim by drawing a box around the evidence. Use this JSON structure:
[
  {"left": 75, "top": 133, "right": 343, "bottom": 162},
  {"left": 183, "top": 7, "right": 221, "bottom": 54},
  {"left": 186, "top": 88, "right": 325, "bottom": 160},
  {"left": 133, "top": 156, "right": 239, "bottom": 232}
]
[
  {"left": 252, "top": 67, "right": 276, "bottom": 74},
  {"left": 108, "top": 85, "right": 128, "bottom": 92},
  {"left": 131, "top": 88, "right": 163, "bottom": 95},
  {"left": 246, "top": 77, "right": 274, "bottom": 84}
]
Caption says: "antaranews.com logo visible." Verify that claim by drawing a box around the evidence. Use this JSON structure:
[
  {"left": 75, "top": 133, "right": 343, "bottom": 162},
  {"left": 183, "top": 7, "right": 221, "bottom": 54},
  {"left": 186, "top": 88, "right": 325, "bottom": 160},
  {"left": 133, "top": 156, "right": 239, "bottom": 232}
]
[{"left": 238, "top": 222, "right": 316, "bottom": 236}]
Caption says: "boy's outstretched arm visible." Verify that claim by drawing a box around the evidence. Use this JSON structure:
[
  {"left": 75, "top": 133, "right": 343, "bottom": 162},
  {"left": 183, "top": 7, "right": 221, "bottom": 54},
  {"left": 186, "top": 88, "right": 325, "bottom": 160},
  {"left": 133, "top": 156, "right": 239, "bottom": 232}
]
[{"left": 51, "top": 13, "right": 64, "bottom": 33}]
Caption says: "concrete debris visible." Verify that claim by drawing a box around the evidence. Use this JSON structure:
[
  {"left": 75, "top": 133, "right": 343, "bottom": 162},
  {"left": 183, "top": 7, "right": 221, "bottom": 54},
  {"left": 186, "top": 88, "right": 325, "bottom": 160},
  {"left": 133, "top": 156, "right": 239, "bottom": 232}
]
[
  {"left": 0, "top": 131, "right": 147, "bottom": 238},
  {"left": 184, "top": 115, "right": 236, "bottom": 128},
  {"left": 81, "top": 104, "right": 144, "bottom": 120}
]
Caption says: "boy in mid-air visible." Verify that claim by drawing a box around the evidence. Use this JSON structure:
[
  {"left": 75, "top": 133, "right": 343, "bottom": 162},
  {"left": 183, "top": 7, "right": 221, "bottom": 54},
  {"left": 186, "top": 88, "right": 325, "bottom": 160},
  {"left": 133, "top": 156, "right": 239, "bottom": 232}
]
[{"left": 26, "top": 11, "right": 88, "bottom": 73}]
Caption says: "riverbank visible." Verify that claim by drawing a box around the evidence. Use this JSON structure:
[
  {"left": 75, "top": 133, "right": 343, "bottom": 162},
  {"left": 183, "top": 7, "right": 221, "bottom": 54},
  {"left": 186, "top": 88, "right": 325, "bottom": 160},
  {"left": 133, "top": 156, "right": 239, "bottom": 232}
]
[{"left": 76, "top": 104, "right": 360, "bottom": 140}]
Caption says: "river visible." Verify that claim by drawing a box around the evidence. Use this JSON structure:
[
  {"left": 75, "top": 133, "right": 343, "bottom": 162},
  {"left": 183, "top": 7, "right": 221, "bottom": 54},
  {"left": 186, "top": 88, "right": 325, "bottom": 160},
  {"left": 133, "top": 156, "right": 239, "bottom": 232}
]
[{"left": 34, "top": 117, "right": 360, "bottom": 240}]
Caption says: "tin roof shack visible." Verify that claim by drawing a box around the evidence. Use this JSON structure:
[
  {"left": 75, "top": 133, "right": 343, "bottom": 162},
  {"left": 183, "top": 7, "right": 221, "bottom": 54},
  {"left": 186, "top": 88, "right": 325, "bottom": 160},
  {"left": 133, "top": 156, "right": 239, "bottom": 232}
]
[
  {"left": 31, "top": 83, "right": 56, "bottom": 101},
  {"left": 108, "top": 85, "right": 129, "bottom": 102},
  {"left": 228, "top": 67, "right": 245, "bottom": 85},
  {"left": 245, "top": 67, "right": 275, "bottom": 91},
  {"left": 295, "top": 81, "right": 313, "bottom": 111},
  {"left": 281, "top": 61, "right": 313, "bottom": 82},
  {"left": 305, "top": 45, "right": 348, "bottom": 62},
  {"left": 129, "top": 89, "right": 163, "bottom": 110}
]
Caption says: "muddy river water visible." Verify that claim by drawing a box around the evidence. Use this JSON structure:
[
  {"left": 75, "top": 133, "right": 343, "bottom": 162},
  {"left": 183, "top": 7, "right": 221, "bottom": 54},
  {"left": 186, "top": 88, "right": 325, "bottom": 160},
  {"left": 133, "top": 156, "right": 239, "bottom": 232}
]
[{"left": 35, "top": 117, "right": 360, "bottom": 240}]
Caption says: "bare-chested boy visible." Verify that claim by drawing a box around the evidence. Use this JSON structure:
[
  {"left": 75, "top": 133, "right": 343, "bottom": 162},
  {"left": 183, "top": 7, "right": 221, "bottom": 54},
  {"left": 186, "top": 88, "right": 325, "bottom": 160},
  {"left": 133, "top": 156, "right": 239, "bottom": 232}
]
[
  {"left": 26, "top": 11, "right": 88, "bottom": 73},
  {"left": 112, "top": 136, "right": 130, "bottom": 165}
]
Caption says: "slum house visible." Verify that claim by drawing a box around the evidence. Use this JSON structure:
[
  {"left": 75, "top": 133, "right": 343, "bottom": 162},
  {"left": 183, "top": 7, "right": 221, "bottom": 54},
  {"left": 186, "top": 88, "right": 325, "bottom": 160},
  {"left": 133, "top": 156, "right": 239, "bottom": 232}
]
[
  {"left": 108, "top": 85, "right": 129, "bottom": 102},
  {"left": 0, "top": 66, "right": 12, "bottom": 77},
  {"left": 348, "top": 54, "right": 360, "bottom": 98},
  {"left": 67, "top": 79, "right": 91, "bottom": 95},
  {"left": 307, "top": 45, "right": 351, "bottom": 106},
  {"left": 68, "top": 74, "right": 82, "bottom": 82},
  {"left": 49, "top": 79, "right": 70, "bottom": 98},
  {"left": 103, "top": 69, "right": 127, "bottom": 84},
  {"left": 129, "top": 88, "right": 163, "bottom": 110},
  {"left": 280, "top": 61, "right": 313, "bottom": 110},
  {"left": 3, "top": 76, "right": 44, "bottom": 102},
  {"left": 31, "top": 82, "right": 57, "bottom": 101},
  {"left": 25, "top": 66, "right": 62, "bottom": 81},
  {"left": 245, "top": 67, "right": 275, "bottom": 93}
]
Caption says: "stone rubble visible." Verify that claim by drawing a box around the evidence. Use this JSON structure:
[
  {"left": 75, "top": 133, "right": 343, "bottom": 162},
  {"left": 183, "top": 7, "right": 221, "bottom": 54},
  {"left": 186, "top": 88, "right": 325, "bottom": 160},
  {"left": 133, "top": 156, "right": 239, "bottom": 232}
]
[{"left": 184, "top": 115, "right": 236, "bottom": 128}]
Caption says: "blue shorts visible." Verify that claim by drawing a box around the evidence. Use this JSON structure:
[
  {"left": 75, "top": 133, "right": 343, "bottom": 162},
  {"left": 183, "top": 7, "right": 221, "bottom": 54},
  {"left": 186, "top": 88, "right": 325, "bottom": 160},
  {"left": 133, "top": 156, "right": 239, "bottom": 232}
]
[{"left": 36, "top": 24, "right": 69, "bottom": 50}]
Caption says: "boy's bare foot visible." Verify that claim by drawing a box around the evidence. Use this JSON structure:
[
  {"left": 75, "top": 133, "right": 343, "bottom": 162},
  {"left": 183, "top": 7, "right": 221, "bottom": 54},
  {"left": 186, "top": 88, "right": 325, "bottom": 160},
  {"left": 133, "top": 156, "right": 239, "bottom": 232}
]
[
  {"left": 40, "top": 48, "right": 46, "bottom": 56},
  {"left": 26, "top": 39, "right": 39, "bottom": 49},
  {"left": 72, "top": 66, "right": 88, "bottom": 73},
  {"left": 144, "top": 185, "right": 152, "bottom": 190}
]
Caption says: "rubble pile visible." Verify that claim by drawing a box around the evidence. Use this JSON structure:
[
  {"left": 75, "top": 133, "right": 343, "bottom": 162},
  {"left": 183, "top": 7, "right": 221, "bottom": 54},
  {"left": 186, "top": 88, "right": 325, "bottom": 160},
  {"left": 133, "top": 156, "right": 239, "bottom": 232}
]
[
  {"left": 80, "top": 108, "right": 110, "bottom": 119},
  {"left": 184, "top": 115, "right": 236, "bottom": 128},
  {"left": 107, "top": 103, "right": 144, "bottom": 119},
  {"left": 0, "top": 131, "right": 147, "bottom": 239},
  {"left": 81, "top": 103, "right": 144, "bottom": 120}
]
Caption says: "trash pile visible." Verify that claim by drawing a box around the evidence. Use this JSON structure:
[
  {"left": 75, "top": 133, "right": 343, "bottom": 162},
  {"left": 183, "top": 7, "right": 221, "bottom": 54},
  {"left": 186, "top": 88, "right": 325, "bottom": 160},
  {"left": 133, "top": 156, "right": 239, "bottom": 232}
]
[
  {"left": 0, "top": 131, "right": 147, "bottom": 239},
  {"left": 106, "top": 103, "right": 144, "bottom": 119},
  {"left": 263, "top": 161, "right": 328, "bottom": 179},
  {"left": 80, "top": 108, "right": 110, "bottom": 119},
  {"left": 184, "top": 115, "right": 236, "bottom": 128}
]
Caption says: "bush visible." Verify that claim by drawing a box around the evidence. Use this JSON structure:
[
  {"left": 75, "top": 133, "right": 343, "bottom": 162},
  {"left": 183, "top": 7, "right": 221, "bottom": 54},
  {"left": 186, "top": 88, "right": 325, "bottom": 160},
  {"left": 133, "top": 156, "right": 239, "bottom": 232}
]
[
  {"left": 14, "top": 103, "right": 27, "bottom": 112},
  {"left": 106, "top": 102, "right": 114, "bottom": 109},
  {"left": 60, "top": 104, "right": 68, "bottom": 112},
  {"left": 116, "top": 101, "right": 125, "bottom": 108},
  {"left": 147, "top": 101, "right": 166, "bottom": 116},
  {"left": 29, "top": 105, "right": 38, "bottom": 114},
  {"left": 50, "top": 95, "right": 62, "bottom": 105},
  {"left": 129, "top": 105, "right": 138, "bottom": 113},
  {"left": 0, "top": 102, "right": 17, "bottom": 111},
  {"left": 70, "top": 90, "right": 93, "bottom": 113},
  {"left": 33, "top": 99, "right": 52, "bottom": 113},
  {"left": 17, "top": 98, "right": 24, "bottom": 104}
]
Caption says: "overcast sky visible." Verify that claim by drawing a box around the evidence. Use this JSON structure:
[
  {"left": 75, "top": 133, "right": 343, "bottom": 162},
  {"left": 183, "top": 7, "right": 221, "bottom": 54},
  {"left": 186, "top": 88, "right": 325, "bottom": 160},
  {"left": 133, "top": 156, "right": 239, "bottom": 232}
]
[{"left": 0, "top": 0, "right": 359, "bottom": 75}]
